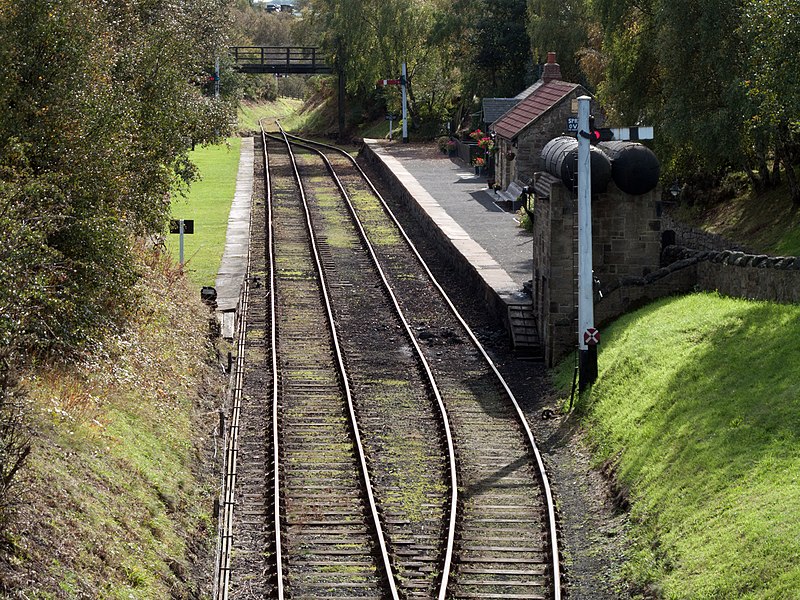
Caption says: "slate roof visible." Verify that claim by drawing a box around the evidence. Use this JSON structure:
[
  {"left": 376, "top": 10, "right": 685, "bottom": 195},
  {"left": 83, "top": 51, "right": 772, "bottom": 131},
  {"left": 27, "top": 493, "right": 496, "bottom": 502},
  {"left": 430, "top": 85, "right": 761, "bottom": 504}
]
[
  {"left": 514, "top": 80, "right": 544, "bottom": 100},
  {"left": 491, "top": 80, "right": 580, "bottom": 140},
  {"left": 482, "top": 98, "right": 520, "bottom": 125},
  {"left": 481, "top": 81, "right": 546, "bottom": 125}
]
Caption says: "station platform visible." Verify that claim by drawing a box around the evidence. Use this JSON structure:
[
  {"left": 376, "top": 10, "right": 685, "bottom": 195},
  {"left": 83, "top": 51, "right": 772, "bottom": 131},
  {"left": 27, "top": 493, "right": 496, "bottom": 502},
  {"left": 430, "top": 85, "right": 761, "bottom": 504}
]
[
  {"left": 215, "top": 137, "right": 254, "bottom": 338},
  {"left": 362, "top": 140, "right": 540, "bottom": 355}
]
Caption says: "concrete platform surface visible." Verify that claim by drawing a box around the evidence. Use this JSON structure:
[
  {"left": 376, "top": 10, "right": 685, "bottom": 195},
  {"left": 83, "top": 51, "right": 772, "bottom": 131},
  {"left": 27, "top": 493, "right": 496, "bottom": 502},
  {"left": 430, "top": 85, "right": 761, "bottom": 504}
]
[
  {"left": 216, "top": 137, "right": 254, "bottom": 334},
  {"left": 364, "top": 140, "right": 533, "bottom": 303}
]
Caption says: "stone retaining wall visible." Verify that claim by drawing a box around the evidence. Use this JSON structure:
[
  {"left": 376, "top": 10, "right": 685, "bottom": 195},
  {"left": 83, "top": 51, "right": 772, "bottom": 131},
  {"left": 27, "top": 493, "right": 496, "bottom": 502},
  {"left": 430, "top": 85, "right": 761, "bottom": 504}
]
[
  {"left": 660, "top": 213, "right": 749, "bottom": 253},
  {"left": 360, "top": 142, "right": 512, "bottom": 331},
  {"left": 663, "top": 246, "right": 800, "bottom": 304}
]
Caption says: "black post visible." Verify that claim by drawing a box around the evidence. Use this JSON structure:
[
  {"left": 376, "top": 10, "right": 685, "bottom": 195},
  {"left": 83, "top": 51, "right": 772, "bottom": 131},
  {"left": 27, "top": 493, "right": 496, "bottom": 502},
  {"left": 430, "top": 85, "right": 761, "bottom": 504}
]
[
  {"left": 337, "top": 63, "right": 346, "bottom": 142},
  {"left": 578, "top": 345, "right": 598, "bottom": 391}
]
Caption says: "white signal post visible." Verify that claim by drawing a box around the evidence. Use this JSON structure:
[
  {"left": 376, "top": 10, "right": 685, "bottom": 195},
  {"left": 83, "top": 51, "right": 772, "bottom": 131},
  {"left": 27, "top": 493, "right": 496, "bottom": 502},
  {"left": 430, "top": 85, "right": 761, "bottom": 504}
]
[{"left": 576, "top": 96, "right": 597, "bottom": 389}]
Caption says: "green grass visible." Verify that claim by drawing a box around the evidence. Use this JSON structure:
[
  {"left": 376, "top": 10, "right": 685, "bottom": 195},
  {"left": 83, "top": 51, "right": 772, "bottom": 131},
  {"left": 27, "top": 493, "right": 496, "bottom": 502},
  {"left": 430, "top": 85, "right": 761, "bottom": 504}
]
[
  {"left": 557, "top": 292, "right": 800, "bottom": 598},
  {"left": 167, "top": 137, "right": 241, "bottom": 287},
  {"left": 237, "top": 97, "right": 305, "bottom": 132}
]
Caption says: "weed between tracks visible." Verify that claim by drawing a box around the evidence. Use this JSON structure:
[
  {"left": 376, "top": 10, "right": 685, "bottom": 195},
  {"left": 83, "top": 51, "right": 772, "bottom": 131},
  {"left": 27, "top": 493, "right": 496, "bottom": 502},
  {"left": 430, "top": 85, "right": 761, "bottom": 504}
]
[{"left": 349, "top": 191, "right": 402, "bottom": 246}]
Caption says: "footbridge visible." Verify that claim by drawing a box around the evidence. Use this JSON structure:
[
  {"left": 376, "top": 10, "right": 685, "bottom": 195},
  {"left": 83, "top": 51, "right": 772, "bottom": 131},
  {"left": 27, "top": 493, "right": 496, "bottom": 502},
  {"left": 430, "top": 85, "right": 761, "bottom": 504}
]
[{"left": 230, "top": 46, "right": 334, "bottom": 74}]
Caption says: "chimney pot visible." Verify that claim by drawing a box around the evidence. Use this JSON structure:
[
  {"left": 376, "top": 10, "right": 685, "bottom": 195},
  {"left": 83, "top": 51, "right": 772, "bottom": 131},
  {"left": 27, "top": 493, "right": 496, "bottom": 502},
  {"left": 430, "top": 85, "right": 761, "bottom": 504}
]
[{"left": 542, "top": 52, "right": 562, "bottom": 83}]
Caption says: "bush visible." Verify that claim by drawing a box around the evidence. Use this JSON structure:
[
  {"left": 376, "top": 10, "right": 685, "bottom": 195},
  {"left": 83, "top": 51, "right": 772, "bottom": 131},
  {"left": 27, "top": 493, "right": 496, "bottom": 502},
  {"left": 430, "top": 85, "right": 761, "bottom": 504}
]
[{"left": 0, "top": 353, "right": 31, "bottom": 549}]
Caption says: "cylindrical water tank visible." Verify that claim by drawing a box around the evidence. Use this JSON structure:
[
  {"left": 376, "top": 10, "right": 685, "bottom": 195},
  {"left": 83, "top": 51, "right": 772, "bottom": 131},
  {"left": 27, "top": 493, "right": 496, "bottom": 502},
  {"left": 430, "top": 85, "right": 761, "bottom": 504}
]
[
  {"left": 599, "top": 141, "right": 660, "bottom": 195},
  {"left": 540, "top": 136, "right": 612, "bottom": 193}
]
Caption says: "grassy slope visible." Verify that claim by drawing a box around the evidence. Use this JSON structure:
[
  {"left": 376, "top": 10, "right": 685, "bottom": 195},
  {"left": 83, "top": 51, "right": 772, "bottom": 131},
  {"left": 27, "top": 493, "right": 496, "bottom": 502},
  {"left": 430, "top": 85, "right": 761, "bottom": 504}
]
[
  {"left": 4, "top": 248, "right": 221, "bottom": 598},
  {"left": 560, "top": 293, "right": 800, "bottom": 598},
  {"left": 167, "top": 137, "right": 242, "bottom": 287},
  {"left": 238, "top": 97, "right": 305, "bottom": 132}
]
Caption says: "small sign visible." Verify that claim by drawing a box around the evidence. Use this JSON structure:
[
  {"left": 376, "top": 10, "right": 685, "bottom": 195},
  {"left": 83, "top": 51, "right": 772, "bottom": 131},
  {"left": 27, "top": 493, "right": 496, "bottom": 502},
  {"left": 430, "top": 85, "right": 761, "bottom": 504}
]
[
  {"left": 584, "top": 327, "right": 600, "bottom": 346},
  {"left": 385, "top": 114, "right": 399, "bottom": 120},
  {"left": 169, "top": 219, "right": 194, "bottom": 234},
  {"left": 566, "top": 117, "right": 579, "bottom": 132}
]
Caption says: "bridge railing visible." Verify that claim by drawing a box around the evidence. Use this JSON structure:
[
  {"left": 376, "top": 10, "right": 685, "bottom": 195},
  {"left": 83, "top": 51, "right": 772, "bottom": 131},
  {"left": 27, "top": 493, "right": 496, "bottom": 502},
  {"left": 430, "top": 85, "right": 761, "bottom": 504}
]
[{"left": 230, "top": 46, "right": 333, "bottom": 74}]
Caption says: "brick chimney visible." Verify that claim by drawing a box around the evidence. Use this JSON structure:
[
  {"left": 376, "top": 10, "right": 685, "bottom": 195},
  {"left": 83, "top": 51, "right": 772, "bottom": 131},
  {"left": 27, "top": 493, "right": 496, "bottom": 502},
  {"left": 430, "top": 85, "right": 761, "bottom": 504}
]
[{"left": 542, "top": 52, "right": 562, "bottom": 83}]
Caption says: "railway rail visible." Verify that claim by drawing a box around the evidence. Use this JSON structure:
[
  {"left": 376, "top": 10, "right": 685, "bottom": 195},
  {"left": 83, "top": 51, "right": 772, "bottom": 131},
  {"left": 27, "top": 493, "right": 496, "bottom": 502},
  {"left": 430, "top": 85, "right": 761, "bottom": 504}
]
[{"left": 215, "top": 123, "right": 562, "bottom": 599}]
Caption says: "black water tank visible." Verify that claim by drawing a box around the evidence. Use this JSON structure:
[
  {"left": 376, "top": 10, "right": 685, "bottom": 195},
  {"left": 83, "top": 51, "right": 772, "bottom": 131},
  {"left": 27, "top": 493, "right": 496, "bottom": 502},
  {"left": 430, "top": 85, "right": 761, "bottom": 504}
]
[
  {"left": 599, "top": 141, "right": 660, "bottom": 195},
  {"left": 540, "top": 136, "right": 612, "bottom": 193}
]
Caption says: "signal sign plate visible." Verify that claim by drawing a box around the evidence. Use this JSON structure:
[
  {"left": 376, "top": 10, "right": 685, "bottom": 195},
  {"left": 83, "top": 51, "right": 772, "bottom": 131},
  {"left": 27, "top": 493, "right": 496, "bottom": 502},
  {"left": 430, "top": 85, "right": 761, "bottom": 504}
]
[
  {"left": 566, "top": 117, "right": 579, "bottom": 132},
  {"left": 169, "top": 219, "right": 194, "bottom": 234},
  {"left": 584, "top": 327, "right": 600, "bottom": 345}
]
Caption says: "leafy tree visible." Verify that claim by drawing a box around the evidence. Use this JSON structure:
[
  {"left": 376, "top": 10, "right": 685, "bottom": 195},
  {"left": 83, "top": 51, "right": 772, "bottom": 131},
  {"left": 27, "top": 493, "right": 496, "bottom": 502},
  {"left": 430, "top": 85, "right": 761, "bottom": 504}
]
[
  {"left": 0, "top": 0, "right": 234, "bottom": 355},
  {"left": 300, "top": 0, "right": 464, "bottom": 133},
  {"left": 592, "top": 0, "right": 660, "bottom": 124},
  {"left": 654, "top": 0, "right": 749, "bottom": 176},
  {"left": 528, "top": 0, "right": 590, "bottom": 84},
  {"left": 469, "top": 0, "right": 533, "bottom": 98},
  {"left": 741, "top": 0, "right": 800, "bottom": 203}
]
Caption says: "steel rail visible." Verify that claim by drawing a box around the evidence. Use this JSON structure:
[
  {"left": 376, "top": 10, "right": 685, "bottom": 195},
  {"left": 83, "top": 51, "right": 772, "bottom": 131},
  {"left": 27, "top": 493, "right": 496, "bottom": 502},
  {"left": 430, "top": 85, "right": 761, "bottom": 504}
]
[
  {"left": 270, "top": 124, "right": 401, "bottom": 600},
  {"left": 214, "top": 173, "right": 254, "bottom": 600},
  {"left": 285, "top": 132, "right": 563, "bottom": 599},
  {"left": 260, "top": 122, "right": 285, "bottom": 600},
  {"left": 274, "top": 123, "right": 459, "bottom": 600}
]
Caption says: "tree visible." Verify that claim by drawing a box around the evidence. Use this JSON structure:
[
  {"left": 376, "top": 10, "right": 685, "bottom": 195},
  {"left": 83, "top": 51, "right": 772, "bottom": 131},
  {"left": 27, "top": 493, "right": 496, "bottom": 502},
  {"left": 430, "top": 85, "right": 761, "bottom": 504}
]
[
  {"left": 0, "top": 0, "right": 235, "bottom": 355},
  {"left": 654, "top": 0, "right": 749, "bottom": 176},
  {"left": 528, "top": 0, "right": 590, "bottom": 85},
  {"left": 304, "top": 0, "right": 456, "bottom": 134},
  {"left": 469, "top": 0, "right": 533, "bottom": 98},
  {"left": 741, "top": 0, "right": 800, "bottom": 203}
]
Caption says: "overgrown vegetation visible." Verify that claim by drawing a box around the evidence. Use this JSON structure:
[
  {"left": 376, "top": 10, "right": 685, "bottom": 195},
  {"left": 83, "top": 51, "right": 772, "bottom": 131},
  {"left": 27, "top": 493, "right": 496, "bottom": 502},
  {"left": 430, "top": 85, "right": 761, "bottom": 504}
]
[
  {"left": 556, "top": 293, "right": 800, "bottom": 598},
  {"left": 0, "top": 356, "right": 31, "bottom": 550},
  {"left": 673, "top": 176, "right": 800, "bottom": 257},
  {"left": 0, "top": 0, "right": 235, "bottom": 356},
  {"left": 0, "top": 246, "right": 221, "bottom": 597},
  {"left": 0, "top": 0, "right": 234, "bottom": 592}
]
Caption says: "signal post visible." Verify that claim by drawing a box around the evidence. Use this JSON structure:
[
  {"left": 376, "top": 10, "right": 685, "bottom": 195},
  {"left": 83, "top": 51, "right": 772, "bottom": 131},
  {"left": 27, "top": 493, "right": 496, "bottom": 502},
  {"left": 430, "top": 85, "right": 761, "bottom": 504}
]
[{"left": 576, "top": 97, "right": 597, "bottom": 390}]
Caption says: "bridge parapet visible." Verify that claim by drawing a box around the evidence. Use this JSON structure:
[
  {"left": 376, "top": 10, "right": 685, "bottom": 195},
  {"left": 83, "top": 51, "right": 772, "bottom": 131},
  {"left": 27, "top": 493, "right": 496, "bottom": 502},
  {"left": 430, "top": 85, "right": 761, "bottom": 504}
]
[{"left": 230, "top": 46, "right": 333, "bottom": 74}]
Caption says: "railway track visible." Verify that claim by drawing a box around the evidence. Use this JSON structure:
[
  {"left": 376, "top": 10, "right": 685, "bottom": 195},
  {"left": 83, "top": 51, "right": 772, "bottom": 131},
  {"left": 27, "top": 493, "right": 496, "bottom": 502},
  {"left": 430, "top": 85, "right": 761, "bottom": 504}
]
[{"left": 215, "top": 124, "right": 561, "bottom": 599}]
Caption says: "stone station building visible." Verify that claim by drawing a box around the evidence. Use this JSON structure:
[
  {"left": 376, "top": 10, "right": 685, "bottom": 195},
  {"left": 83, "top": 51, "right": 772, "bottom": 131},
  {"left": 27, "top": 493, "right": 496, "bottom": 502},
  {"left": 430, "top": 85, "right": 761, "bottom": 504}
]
[{"left": 491, "top": 53, "right": 602, "bottom": 191}]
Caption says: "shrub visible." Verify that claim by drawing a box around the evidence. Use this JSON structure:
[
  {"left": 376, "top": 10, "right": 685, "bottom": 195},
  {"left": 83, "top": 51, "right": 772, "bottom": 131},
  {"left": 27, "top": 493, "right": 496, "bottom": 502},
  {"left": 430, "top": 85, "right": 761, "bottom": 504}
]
[{"left": 0, "top": 353, "right": 31, "bottom": 549}]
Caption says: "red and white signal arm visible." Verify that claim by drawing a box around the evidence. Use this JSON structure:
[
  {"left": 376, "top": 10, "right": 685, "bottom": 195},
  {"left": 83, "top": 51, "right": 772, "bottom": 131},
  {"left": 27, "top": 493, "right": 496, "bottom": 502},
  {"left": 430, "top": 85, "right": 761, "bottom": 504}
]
[
  {"left": 377, "top": 78, "right": 401, "bottom": 87},
  {"left": 584, "top": 327, "right": 600, "bottom": 345}
]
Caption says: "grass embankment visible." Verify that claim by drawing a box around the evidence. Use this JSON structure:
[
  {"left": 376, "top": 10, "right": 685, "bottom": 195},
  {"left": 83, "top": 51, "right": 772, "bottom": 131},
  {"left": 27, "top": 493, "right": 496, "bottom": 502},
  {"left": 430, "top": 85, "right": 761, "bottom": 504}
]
[
  {"left": 3, "top": 247, "right": 222, "bottom": 598},
  {"left": 167, "top": 137, "right": 241, "bottom": 287},
  {"left": 238, "top": 97, "right": 305, "bottom": 132},
  {"left": 558, "top": 292, "right": 800, "bottom": 598}
]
